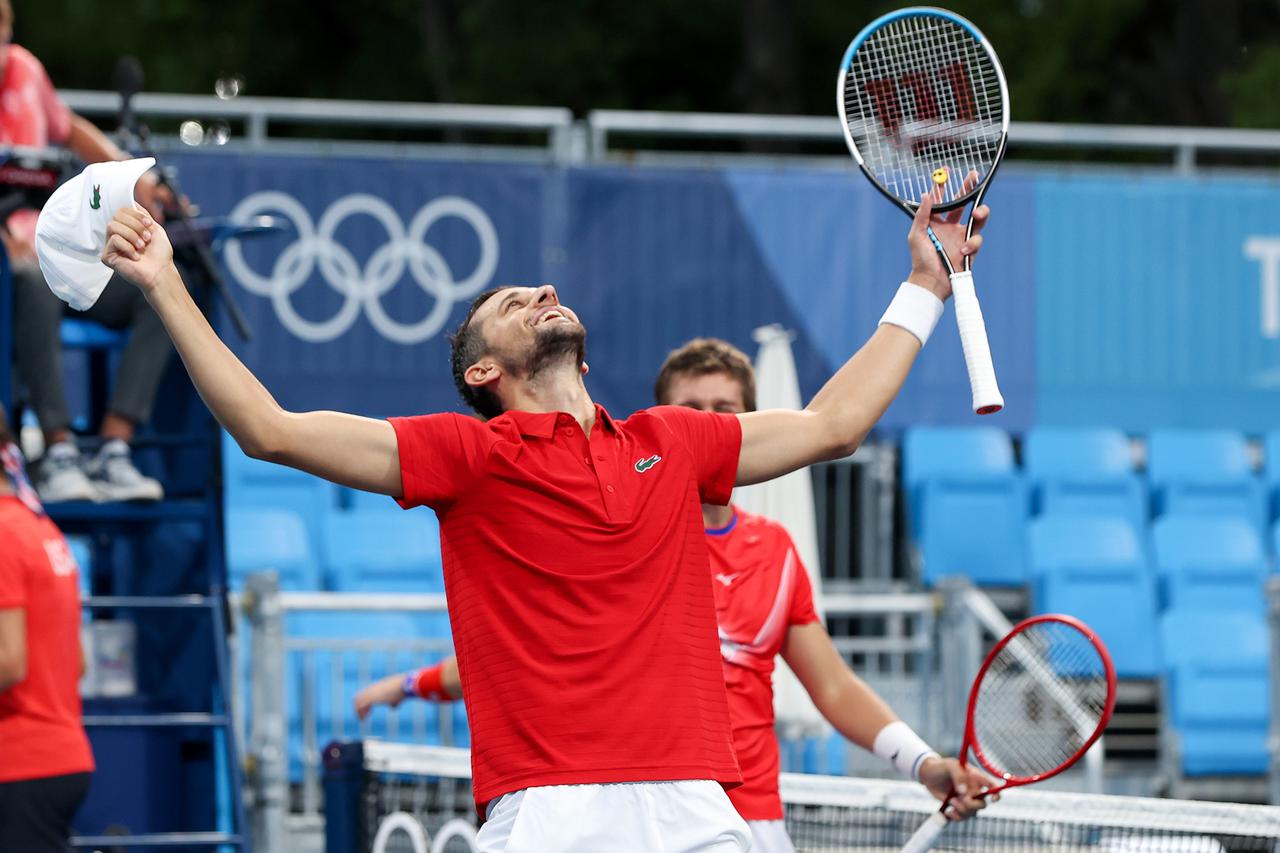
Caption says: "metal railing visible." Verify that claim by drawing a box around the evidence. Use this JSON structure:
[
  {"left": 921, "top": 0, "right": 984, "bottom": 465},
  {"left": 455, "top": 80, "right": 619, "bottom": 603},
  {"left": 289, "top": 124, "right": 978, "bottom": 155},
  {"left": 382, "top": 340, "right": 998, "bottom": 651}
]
[
  {"left": 61, "top": 90, "right": 579, "bottom": 161},
  {"left": 58, "top": 89, "right": 1280, "bottom": 171},
  {"left": 812, "top": 444, "right": 897, "bottom": 585},
  {"left": 235, "top": 572, "right": 1115, "bottom": 847},
  {"left": 238, "top": 574, "right": 456, "bottom": 852},
  {"left": 586, "top": 109, "right": 1280, "bottom": 172}
]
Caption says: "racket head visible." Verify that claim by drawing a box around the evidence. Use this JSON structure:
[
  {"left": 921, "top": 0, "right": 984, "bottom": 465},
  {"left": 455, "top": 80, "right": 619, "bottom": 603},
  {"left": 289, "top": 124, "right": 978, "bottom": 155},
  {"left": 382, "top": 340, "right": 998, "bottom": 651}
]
[
  {"left": 836, "top": 7, "right": 1009, "bottom": 213},
  {"left": 960, "top": 614, "right": 1117, "bottom": 789}
]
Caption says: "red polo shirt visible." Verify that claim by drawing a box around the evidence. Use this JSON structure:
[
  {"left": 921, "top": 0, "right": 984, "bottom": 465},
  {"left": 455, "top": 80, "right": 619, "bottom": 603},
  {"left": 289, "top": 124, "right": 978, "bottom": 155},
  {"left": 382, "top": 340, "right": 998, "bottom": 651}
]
[
  {"left": 391, "top": 404, "right": 744, "bottom": 810},
  {"left": 0, "top": 497, "right": 94, "bottom": 783},
  {"left": 708, "top": 508, "right": 819, "bottom": 820}
]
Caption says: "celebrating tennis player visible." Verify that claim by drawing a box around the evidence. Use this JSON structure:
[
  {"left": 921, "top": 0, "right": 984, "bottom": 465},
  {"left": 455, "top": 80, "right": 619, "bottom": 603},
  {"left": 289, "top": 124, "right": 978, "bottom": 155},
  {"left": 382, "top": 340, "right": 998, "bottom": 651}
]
[
  {"left": 83, "top": 184, "right": 986, "bottom": 851},
  {"left": 355, "top": 337, "right": 995, "bottom": 852}
]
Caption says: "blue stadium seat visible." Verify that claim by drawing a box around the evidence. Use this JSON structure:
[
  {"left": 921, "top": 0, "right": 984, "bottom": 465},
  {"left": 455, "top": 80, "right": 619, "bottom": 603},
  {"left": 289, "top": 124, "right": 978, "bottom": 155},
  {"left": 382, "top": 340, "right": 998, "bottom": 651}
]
[
  {"left": 1028, "top": 516, "right": 1158, "bottom": 678},
  {"left": 1024, "top": 428, "right": 1146, "bottom": 529},
  {"left": 1264, "top": 431, "right": 1280, "bottom": 520},
  {"left": 903, "top": 428, "right": 1027, "bottom": 587},
  {"left": 903, "top": 427, "right": 1014, "bottom": 493},
  {"left": 1151, "top": 516, "right": 1268, "bottom": 613},
  {"left": 323, "top": 509, "right": 444, "bottom": 594},
  {"left": 1158, "top": 610, "right": 1269, "bottom": 776},
  {"left": 222, "top": 431, "right": 337, "bottom": 564},
  {"left": 1147, "top": 429, "right": 1266, "bottom": 533},
  {"left": 225, "top": 507, "right": 319, "bottom": 590},
  {"left": 918, "top": 478, "right": 1028, "bottom": 586}
]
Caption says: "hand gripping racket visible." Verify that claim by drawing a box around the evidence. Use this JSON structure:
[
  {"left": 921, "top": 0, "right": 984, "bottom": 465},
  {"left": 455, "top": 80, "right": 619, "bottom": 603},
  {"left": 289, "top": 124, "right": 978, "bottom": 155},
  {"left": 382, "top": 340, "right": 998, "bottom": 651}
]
[
  {"left": 837, "top": 7, "right": 1010, "bottom": 414},
  {"left": 900, "top": 614, "right": 1117, "bottom": 853}
]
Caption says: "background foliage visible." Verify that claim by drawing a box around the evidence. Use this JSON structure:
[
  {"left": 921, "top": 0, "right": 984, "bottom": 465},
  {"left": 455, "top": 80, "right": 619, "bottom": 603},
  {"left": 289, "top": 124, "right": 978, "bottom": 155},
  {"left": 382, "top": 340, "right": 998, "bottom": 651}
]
[{"left": 20, "top": 0, "right": 1280, "bottom": 127}]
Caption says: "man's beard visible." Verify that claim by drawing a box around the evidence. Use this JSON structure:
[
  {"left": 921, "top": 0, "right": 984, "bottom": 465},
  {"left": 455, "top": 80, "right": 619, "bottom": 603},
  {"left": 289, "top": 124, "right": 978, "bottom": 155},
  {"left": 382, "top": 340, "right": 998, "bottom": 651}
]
[{"left": 510, "top": 323, "right": 587, "bottom": 382}]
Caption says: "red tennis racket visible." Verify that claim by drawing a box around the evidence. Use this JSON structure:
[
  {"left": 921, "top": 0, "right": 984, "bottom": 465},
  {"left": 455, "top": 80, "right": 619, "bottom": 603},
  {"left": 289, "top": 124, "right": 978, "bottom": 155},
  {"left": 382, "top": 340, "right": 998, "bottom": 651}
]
[{"left": 901, "top": 614, "right": 1117, "bottom": 853}]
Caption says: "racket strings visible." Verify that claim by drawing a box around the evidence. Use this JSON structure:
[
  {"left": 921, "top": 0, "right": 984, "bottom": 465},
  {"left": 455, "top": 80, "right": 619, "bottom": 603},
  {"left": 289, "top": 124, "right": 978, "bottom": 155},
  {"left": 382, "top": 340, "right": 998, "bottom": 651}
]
[
  {"left": 970, "top": 621, "right": 1110, "bottom": 782},
  {"left": 843, "top": 13, "right": 1004, "bottom": 206}
]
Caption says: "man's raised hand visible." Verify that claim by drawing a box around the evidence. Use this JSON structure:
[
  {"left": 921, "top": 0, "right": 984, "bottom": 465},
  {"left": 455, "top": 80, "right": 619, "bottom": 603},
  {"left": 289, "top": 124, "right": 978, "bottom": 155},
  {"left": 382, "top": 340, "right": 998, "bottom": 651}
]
[{"left": 101, "top": 206, "right": 173, "bottom": 291}]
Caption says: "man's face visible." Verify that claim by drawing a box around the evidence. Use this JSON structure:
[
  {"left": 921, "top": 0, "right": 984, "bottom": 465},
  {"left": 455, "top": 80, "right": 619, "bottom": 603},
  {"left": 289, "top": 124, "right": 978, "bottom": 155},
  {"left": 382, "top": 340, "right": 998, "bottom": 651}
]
[
  {"left": 464, "top": 284, "right": 587, "bottom": 391},
  {"left": 663, "top": 371, "right": 748, "bottom": 415}
]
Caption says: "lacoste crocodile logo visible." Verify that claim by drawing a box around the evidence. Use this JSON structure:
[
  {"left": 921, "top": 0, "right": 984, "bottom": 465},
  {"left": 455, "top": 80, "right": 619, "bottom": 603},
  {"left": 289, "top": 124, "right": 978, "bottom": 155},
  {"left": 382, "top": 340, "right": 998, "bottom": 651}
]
[
  {"left": 634, "top": 455, "right": 662, "bottom": 473},
  {"left": 89, "top": 185, "right": 102, "bottom": 210}
]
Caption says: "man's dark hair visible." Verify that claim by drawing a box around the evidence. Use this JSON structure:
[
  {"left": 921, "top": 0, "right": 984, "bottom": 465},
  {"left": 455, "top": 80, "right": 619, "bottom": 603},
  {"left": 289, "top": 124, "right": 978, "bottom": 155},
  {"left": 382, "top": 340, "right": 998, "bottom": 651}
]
[
  {"left": 449, "top": 288, "right": 506, "bottom": 419},
  {"left": 653, "top": 337, "right": 757, "bottom": 411}
]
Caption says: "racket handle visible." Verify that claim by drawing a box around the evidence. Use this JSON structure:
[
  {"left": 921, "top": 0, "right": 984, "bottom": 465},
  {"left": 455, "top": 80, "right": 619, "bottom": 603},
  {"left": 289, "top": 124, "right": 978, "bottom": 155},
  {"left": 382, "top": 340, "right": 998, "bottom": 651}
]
[
  {"left": 949, "top": 271, "right": 1004, "bottom": 415},
  {"left": 900, "top": 810, "right": 948, "bottom": 853}
]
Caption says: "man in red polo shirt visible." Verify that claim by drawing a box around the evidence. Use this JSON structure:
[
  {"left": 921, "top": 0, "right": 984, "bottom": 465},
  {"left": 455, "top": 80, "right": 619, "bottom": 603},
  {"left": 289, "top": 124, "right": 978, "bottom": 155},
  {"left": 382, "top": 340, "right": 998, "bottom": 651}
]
[
  {"left": 93, "top": 183, "right": 987, "bottom": 850},
  {"left": 356, "top": 339, "right": 994, "bottom": 852},
  {"left": 654, "top": 338, "right": 995, "bottom": 852},
  {"left": 0, "top": 404, "right": 95, "bottom": 852}
]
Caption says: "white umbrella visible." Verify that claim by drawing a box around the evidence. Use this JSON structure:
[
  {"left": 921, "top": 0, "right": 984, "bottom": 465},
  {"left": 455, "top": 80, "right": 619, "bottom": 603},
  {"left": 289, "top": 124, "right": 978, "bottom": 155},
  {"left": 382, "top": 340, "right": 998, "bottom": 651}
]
[{"left": 733, "top": 324, "right": 829, "bottom": 739}]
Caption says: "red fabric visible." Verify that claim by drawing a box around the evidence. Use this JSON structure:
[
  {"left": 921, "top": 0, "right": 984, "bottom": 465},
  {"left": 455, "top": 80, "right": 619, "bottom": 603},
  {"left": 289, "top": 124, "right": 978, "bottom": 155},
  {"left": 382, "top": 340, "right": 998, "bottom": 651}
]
[
  {"left": 391, "top": 404, "right": 744, "bottom": 810},
  {"left": 707, "top": 508, "right": 819, "bottom": 820},
  {"left": 0, "top": 45, "right": 73, "bottom": 251},
  {"left": 0, "top": 497, "right": 94, "bottom": 783},
  {"left": 412, "top": 662, "right": 456, "bottom": 702}
]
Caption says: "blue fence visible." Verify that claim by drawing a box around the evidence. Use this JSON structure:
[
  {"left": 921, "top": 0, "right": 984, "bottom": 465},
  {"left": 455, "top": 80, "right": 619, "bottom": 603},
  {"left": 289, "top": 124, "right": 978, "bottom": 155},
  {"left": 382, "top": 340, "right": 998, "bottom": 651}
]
[{"left": 168, "top": 152, "right": 1280, "bottom": 432}]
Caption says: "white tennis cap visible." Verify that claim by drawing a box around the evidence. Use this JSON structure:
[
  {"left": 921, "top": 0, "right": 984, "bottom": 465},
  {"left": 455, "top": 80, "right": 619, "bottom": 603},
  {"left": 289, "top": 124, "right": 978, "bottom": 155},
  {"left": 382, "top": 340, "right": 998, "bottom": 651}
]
[{"left": 35, "top": 157, "right": 156, "bottom": 311}]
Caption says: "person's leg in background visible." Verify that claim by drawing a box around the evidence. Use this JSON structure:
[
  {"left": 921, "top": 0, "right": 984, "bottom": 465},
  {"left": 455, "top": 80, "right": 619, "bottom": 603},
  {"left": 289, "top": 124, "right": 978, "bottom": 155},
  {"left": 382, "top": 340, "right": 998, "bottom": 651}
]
[
  {"left": 0, "top": 772, "right": 93, "bottom": 853},
  {"left": 75, "top": 274, "right": 167, "bottom": 501},
  {"left": 10, "top": 262, "right": 99, "bottom": 502}
]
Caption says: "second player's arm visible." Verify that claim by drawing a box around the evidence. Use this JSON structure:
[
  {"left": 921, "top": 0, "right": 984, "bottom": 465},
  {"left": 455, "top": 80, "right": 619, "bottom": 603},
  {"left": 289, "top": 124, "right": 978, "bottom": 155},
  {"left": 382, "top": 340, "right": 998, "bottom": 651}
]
[
  {"left": 105, "top": 210, "right": 403, "bottom": 495},
  {"left": 782, "top": 622, "right": 995, "bottom": 818},
  {"left": 781, "top": 621, "right": 898, "bottom": 749}
]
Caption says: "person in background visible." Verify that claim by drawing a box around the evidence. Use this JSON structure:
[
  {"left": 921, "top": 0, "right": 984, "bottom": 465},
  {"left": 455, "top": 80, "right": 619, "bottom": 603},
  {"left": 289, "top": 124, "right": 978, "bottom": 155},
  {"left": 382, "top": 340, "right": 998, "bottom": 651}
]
[
  {"left": 0, "top": 402, "right": 95, "bottom": 851},
  {"left": 2, "top": 0, "right": 178, "bottom": 502},
  {"left": 355, "top": 656, "right": 460, "bottom": 719}
]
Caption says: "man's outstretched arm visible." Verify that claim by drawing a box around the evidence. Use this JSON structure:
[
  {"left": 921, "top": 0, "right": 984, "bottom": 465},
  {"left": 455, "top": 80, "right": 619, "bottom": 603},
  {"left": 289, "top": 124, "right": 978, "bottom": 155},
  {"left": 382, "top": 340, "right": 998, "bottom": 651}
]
[
  {"left": 735, "top": 190, "right": 989, "bottom": 486},
  {"left": 103, "top": 207, "right": 403, "bottom": 496}
]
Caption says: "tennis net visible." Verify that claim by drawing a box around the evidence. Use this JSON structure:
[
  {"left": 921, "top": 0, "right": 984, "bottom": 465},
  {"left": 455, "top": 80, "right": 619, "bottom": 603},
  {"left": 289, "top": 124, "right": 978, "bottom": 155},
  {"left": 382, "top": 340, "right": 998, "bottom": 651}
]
[{"left": 324, "top": 740, "right": 1280, "bottom": 852}]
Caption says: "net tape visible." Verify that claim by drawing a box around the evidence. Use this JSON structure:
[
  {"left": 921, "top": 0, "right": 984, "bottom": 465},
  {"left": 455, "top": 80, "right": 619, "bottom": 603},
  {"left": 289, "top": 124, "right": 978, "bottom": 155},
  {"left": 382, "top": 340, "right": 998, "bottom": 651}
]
[
  {"left": 359, "top": 741, "right": 1280, "bottom": 853},
  {"left": 843, "top": 12, "right": 1005, "bottom": 206}
]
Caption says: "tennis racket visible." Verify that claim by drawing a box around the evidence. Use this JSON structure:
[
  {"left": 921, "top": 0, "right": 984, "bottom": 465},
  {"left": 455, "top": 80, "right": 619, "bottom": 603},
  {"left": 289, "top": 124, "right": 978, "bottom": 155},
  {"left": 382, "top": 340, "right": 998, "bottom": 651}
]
[
  {"left": 900, "top": 614, "right": 1117, "bottom": 853},
  {"left": 837, "top": 7, "right": 1010, "bottom": 414}
]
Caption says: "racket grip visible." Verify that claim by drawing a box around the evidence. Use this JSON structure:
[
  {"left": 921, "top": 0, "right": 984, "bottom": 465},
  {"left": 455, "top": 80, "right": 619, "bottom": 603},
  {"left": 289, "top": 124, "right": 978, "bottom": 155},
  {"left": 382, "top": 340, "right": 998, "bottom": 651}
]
[
  {"left": 900, "top": 810, "right": 948, "bottom": 853},
  {"left": 949, "top": 271, "right": 1004, "bottom": 415}
]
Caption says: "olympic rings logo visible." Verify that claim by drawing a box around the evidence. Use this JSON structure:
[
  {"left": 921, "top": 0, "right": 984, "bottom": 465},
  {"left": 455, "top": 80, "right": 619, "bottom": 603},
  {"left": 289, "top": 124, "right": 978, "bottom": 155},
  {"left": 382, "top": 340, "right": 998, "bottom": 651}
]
[
  {"left": 370, "top": 812, "right": 478, "bottom": 853},
  {"left": 224, "top": 191, "right": 499, "bottom": 344}
]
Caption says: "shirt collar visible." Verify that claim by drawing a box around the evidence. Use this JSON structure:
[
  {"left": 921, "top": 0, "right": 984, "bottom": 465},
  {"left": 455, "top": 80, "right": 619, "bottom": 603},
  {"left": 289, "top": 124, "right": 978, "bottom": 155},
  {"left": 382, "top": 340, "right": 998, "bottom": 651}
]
[{"left": 502, "top": 403, "right": 617, "bottom": 439}]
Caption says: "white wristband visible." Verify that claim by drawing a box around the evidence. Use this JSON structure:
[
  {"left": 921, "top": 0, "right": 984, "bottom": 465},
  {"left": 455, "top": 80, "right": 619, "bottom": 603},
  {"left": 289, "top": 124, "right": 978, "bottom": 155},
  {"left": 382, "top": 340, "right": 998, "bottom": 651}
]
[
  {"left": 873, "top": 720, "right": 940, "bottom": 782},
  {"left": 879, "top": 282, "right": 944, "bottom": 347}
]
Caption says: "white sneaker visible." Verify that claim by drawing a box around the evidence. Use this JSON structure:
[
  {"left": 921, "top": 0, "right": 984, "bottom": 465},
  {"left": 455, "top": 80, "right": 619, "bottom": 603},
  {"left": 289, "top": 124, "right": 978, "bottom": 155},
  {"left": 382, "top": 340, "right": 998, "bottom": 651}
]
[
  {"left": 36, "top": 441, "right": 101, "bottom": 503},
  {"left": 86, "top": 439, "right": 164, "bottom": 502}
]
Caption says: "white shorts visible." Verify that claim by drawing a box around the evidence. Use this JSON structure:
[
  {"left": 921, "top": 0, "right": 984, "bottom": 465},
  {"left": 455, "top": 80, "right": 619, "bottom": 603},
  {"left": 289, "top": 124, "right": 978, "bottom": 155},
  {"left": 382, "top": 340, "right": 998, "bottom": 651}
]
[
  {"left": 476, "top": 779, "right": 752, "bottom": 853},
  {"left": 747, "top": 819, "right": 796, "bottom": 853}
]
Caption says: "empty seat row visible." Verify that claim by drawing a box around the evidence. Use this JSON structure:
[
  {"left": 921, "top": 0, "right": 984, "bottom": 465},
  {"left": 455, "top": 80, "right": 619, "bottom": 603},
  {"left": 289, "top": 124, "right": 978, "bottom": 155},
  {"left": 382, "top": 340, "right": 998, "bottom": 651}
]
[
  {"left": 905, "top": 427, "right": 1280, "bottom": 589},
  {"left": 1158, "top": 609, "right": 1269, "bottom": 778},
  {"left": 906, "top": 426, "right": 1277, "bottom": 534},
  {"left": 221, "top": 432, "right": 443, "bottom": 592},
  {"left": 1028, "top": 514, "right": 1272, "bottom": 679}
]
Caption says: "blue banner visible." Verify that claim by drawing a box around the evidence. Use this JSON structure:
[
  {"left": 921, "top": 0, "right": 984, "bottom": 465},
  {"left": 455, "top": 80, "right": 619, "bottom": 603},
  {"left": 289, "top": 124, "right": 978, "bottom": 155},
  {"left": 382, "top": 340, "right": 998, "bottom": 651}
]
[{"left": 169, "top": 151, "right": 1280, "bottom": 433}]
